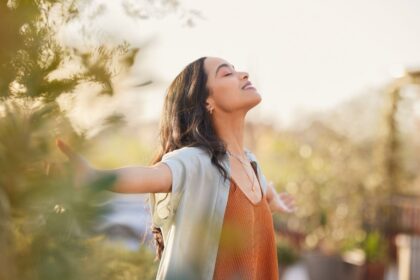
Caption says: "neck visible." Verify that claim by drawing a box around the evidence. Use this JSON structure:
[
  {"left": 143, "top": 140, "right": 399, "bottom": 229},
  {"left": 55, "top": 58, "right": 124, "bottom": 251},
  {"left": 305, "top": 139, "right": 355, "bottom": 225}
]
[{"left": 211, "top": 111, "right": 246, "bottom": 156}]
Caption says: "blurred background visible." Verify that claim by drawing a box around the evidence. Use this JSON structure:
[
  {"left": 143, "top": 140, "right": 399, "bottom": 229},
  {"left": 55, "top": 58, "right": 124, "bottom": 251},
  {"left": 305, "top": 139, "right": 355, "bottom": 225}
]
[{"left": 1, "top": 0, "right": 420, "bottom": 279}]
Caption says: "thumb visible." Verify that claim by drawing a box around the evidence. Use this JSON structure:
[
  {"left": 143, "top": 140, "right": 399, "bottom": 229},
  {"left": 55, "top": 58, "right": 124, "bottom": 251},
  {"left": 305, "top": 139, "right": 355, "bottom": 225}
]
[{"left": 56, "top": 138, "right": 77, "bottom": 161}]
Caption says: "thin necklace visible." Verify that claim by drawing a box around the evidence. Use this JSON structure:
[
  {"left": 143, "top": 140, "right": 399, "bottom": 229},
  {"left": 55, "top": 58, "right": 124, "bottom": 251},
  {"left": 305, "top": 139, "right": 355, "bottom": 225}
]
[{"left": 227, "top": 151, "right": 256, "bottom": 192}]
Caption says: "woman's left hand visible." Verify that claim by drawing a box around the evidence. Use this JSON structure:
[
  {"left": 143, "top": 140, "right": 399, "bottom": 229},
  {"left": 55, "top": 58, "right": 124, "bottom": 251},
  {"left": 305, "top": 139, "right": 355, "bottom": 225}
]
[
  {"left": 267, "top": 181, "right": 296, "bottom": 213},
  {"left": 274, "top": 192, "right": 296, "bottom": 213}
]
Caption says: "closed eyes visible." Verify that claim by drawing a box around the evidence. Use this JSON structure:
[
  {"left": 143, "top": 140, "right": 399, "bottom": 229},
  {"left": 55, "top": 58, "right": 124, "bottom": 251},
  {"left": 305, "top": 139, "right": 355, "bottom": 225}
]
[{"left": 215, "top": 63, "right": 236, "bottom": 77}]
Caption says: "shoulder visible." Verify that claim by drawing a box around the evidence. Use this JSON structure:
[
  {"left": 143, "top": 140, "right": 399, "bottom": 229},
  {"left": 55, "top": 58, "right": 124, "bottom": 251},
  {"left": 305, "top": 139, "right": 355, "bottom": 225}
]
[
  {"left": 244, "top": 147, "right": 258, "bottom": 162},
  {"left": 162, "top": 146, "right": 210, "bottom": 163}
]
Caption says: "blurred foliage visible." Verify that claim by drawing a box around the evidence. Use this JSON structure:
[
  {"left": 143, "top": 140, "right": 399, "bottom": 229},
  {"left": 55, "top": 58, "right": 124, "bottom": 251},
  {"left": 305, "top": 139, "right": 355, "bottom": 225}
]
[
  {"left": 361, "top": 231, "right": 388, "bottom": 263},
  {"left": 1, "top": 0, "right": 418, "bottom": 278},
  {"left": 0, "top": 0, "right": 140, "bottom": 101},
  {"left": 251, "top": 76, "right": 420, "bottom": 256},
  {"left": 276, "top": 236, "right": 300, "bottom": 267},
  {"left": 255, "top": 122, "right": 373, "bottom": 252},
  {"left": 0, "top": 0, "right": 173, "bottom": 279},
  {"left": 0, "top": 99, "right": 161, "bottom": 280}
]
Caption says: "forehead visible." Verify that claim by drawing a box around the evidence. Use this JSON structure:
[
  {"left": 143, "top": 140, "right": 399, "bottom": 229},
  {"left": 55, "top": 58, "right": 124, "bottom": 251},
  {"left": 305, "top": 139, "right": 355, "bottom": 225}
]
[{"left": 204, "top": 57, "right": 232, "bottom": 74}]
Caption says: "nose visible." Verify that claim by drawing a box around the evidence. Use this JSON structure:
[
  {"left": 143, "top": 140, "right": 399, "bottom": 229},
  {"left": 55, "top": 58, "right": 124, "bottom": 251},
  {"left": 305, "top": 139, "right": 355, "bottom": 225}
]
[{"left": 239, "top": 71, "right": 249, "bottom": 80}]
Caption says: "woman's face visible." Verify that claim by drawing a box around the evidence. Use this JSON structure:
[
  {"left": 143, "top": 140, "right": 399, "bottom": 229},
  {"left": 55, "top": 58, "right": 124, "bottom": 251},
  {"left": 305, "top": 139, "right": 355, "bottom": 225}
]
[{"left": 204, "top": 57, "right": 261, "bottom": 115}]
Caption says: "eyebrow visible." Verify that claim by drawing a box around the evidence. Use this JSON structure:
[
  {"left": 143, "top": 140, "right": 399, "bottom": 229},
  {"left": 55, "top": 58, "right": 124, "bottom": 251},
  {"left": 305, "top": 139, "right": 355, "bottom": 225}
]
[{"left": 215, "top": 63, "right": 235, "bottom": 77}]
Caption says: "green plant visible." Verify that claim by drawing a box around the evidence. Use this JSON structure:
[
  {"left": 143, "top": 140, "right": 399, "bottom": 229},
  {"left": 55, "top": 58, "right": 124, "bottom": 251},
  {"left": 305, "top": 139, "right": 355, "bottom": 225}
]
[
  {"left": 276, "top": 238, "right": 300, "bottom": 267},
  {"left": 361, "top": 231, "right": 387, "bottom": 263},
  {"left": 0, "top": 1, "right": 165, "bottom": 279}
]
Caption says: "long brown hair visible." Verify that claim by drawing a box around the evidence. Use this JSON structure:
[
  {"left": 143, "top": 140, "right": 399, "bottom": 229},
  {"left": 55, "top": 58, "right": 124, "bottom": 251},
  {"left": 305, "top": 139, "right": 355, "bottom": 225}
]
[{"left": 150, "top": 57, "right": 228, "bottom": 260}]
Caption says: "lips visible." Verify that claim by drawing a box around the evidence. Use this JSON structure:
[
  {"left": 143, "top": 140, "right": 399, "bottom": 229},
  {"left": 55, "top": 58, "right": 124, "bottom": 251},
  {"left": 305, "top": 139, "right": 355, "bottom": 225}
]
[{"left": 242, "top": 81, "right": 253, "bottom": 90}]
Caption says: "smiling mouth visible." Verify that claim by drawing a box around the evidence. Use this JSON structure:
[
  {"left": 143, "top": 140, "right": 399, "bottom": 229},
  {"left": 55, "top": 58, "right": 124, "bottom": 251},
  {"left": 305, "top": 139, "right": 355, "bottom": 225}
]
[
  {"left": 242, "top": 81, "right": 256, "bottom": 90},
  {"left": 243, "top": 85, "right": 256, "bottom": 91},
  {"left": 243, "top": 85, "right": 256, "bottom": 90}
]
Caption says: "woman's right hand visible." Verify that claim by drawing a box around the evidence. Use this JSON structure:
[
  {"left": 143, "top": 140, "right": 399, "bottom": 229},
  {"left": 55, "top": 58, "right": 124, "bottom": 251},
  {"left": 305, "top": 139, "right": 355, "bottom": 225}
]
[
  {"left": 56, "top": 138, "right": 95, "bottom": 188},
  {"left": 56, "top": 138, "right": 173, "bottom": 194}
]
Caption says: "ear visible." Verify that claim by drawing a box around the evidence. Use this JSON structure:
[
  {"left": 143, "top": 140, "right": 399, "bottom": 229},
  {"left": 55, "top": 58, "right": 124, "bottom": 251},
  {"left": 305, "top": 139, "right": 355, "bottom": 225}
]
[{"left": 205, "top": 97, "right": 214, "bottom": 110}]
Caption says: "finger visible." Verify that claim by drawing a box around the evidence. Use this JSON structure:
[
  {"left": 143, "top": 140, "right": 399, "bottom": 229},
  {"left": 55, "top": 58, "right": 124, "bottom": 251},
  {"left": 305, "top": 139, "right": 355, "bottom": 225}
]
[
  {"left": 277, "top": 197, "right": 293, "bottom": 213},
  {"left": 279, "top": 193, "right": 292, "bottom": 201},
  {"left": 43, "top": 160, "right": 51, "bottom": 176},
  {"left": 286, "top": 198, "right": 297, "bottom": 207},
  {"left": 289, "top": 205, "right": 298, "bottom": 212},
  {"left": 283, "top": 196, "right": 295, "bottom": 204},
  {"left": 280, "top": 193, "right": 294, "bottom": 202},
  {"left": 279, "top": 193, "right": 288, "bottom": 199},
  {"left": 56, "top": 138, "right": 76, "bottom": 160},
  {"left": 286, "top": 202, "right": 296, "bottom": 210},
  {"left": 44, "top": 161, "right": 71, "bottom": 178}
]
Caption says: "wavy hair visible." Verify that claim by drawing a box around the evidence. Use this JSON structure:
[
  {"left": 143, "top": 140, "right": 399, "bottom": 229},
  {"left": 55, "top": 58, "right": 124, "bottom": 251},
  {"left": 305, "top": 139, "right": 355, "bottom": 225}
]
[{"left": 150, "top": 57, "right": 228, "bottom": 260}]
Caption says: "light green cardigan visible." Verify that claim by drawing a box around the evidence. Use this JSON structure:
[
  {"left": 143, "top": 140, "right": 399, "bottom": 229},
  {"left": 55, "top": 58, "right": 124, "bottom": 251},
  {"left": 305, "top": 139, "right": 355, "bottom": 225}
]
[{"left": 149, "top": 146, "right": 268, "bottom": 280}]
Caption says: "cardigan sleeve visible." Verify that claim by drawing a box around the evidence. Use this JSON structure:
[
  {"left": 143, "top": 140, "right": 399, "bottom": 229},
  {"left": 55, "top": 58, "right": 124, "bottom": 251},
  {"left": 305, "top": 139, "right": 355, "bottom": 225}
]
[
  {"left": 150, "top": 147, "right": 203, "bottom": 230},
  {"left": 161, "top": 150, "right": 186, "bottom": 196}
]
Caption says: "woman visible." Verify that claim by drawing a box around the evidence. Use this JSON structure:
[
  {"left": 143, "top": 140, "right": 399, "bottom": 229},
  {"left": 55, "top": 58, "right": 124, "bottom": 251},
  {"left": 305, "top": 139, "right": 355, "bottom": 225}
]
[{"left": 57, "top": 56, "right": 295, "bottom": 280}]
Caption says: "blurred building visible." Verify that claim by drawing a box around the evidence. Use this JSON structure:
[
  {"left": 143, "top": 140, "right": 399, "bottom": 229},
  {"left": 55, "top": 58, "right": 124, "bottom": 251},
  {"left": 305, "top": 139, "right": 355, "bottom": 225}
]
[{"left": 96, "top": 193, "right": 154, "bottom": 251}]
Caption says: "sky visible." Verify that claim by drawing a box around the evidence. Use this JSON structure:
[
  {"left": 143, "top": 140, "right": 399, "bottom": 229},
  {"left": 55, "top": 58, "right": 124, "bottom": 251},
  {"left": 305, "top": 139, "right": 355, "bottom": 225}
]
[{"left": 60, "top": 0, "right": 420, "bottom": 131}]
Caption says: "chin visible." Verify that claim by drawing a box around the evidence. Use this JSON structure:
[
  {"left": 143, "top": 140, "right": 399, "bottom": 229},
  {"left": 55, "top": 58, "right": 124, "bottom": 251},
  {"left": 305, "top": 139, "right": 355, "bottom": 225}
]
[
  {"left": 245, "top": 94, "right": 262, "bottom": 111},
  {"left": 252, "top": 92, "right": 262, "bottom": 105}
]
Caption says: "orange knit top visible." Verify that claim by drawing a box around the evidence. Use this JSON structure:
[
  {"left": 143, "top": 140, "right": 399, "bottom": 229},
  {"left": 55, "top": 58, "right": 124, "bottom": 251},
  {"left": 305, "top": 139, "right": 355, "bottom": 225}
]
[{"left": 213, "top": 177, "right": 279, "bottom": 280}]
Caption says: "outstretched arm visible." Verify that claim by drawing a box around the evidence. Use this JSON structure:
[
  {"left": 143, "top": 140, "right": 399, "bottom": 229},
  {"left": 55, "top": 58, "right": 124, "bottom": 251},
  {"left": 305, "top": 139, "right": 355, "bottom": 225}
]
[
  {"left": 94, "top": 163, "right": 172, "bottom": 193},
  {"left": 56, "top": 139, "right": 172, "bottom": 193},
  {"left": 265, "top": 181, "right": 296, "bottom": 213}
]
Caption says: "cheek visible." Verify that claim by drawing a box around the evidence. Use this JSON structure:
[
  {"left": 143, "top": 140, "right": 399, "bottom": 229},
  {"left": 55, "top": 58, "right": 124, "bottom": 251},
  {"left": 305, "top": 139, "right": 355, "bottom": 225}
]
[{"left": 211, "top": 85, "right": 241, "bottom": 110}]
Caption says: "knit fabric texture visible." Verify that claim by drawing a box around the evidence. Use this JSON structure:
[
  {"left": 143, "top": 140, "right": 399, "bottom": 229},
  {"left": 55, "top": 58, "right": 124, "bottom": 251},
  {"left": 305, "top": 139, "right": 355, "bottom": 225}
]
[{"left": 213, "top": 177, "right": 279, "bottom": 280}]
